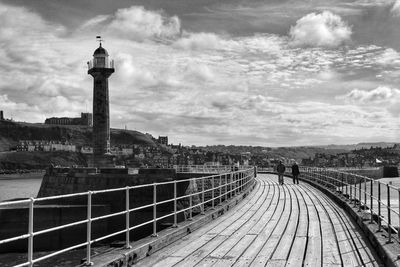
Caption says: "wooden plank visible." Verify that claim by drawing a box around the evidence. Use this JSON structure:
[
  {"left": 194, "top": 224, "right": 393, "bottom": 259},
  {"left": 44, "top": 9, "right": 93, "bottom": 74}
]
[
  {"left": 310, "top": 193, "right": 341, "bottom": 265},
  {"left": 219, "top": 181, "right": 276, "bottom": 236},
  {"left": 233, "top": 183, "right": 285, "bottom": 266},
  {"left": 317, "top": 192, "right": 361, "bottom": 267},
  {"left": 209, "top": 234, "right": 257, "bottom": 266},
  {"left": 138, "top": 234, "right": 214, "bottom": 266},
  {"left": 173, "top": 235, "right": 228, "bottom": 267},
  {"left": 294, "top": 186, "right": 308, "bottom": 237},
  {"left": 143, "top": 178, "right": 269, "bottom": 266},
  {"left": 248, "top": 184, "right": 279, "bottom": 235},
  {"left": 314, "top": 187, "right": 373, "bottom": 266},
  {"left": 285, "top": 237, "right": 307, "bottom": 266},
  {"left": 207, "top": 180, "right": 266, "bottom": 235},
  {"left": 139, "top": 179, "right": 265, "bottom": 267},
  {"left": 301, "top": 189, "right": 322, "bottom": 267},
  {"left": 327, "top": 199, "right": 377, "bottom": 266},
  {"left": 250, "top": 186, "right": 292, "bottom": 266},
  {"left": 272, "top": 185, "right": 299, "bottom": 260},
  {"left": 224, "top": 234, "right": 257, "bottom": 259},
  {"left": 233, "top": 234, "right": 269, "bottom": 266},
  {"left": 150, "top": 256, "right": 183, "bottom": 267},
  {"left": 265, "top": 259, "right": 286, "bottom": 267}
]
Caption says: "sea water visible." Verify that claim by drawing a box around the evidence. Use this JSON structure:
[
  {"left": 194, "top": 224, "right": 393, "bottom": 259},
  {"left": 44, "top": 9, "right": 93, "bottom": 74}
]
[{"left": 0, "top": 174, "right": 43, "bottom": 202}]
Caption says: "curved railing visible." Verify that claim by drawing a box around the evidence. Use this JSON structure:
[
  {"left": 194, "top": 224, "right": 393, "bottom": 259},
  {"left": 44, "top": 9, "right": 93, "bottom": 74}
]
[
  {"left": 173, "top": 165, "right": 250, "bottom": 173},
  {"left": 297, "top": 167, "right": 400, "bottom": 244},
  {"left": 0, "top": 167, "right": 256, "bottom": 267}
]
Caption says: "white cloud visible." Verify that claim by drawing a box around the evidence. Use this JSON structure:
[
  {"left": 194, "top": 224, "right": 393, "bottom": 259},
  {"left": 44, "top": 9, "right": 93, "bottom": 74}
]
[
  {"left": 80, "top": 6, "right": 181, "bottom": 41},
  {"left": 341, "top": 86, "right": 400, "bottom": 103},
  {"left": 289, "top": 11, "right": 352, "bottom": 48},
  {"left": 185, "top": 62, "right": 215, "bottom": 81},
  {"left": 391, "top": 0, "right": 400, "bottom": 17},
  {"left": 173, "top": 32, "right": 224, "bottom": 50},
  {"left": 2, "top": 2, "right": 400, "bottom": 145},
  {"left": 376, "top": 48, "right": 400, "bottom": 66}
]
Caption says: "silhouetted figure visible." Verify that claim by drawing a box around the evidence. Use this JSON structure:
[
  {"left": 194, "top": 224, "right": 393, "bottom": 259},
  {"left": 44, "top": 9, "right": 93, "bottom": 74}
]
[
  {"left": 292, "top": 162, "right": 300, "bottom": 184},
  {"left": 277, "top": 161, "right": 286, "bottom": 185}
]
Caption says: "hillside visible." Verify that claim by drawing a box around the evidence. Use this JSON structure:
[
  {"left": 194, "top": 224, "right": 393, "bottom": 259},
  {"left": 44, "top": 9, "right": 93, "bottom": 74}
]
[
  {"left": 198, "top": 143, "right": 398, "bottom": 161},
  {"left": 0, "top": 151, "right": 87, "bottom": 170},
  {"left": 319, "top": 142, "right": 398, "bottom": 151},
  {"left": 197, "top": 145, "right": 347, "bottom": 161},
  {"left": 0, "top": 120, "right": 156, "bottom": 151}
]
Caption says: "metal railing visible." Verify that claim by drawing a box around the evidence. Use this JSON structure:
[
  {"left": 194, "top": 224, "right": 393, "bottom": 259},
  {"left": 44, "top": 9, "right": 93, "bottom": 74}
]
[
  {"left": 0, "top": 167, "right": 256, "bottom": 267},
  {"left": 298, "top": 167, "right": 400, "bottom": 244},
  {"left": 256, "top": 167, "right": 274, "bottom": 172},
  {"left": 173, "top": 165, "right": 249, "bottom": 173}
]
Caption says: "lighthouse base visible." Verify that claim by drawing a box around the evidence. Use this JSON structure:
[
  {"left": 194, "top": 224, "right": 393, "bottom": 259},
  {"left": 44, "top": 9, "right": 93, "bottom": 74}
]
[{"left": 88, "top": 154, "right": 115, "bottom": 168}]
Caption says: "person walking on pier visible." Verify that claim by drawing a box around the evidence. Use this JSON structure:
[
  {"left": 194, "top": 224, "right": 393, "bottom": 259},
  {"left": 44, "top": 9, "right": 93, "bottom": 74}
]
[
  {"left": 292, "top": 162, "right": 300, "bottom": 184},
  {"left": 277, "top": 161, "right": 285, "bottom": 185}
]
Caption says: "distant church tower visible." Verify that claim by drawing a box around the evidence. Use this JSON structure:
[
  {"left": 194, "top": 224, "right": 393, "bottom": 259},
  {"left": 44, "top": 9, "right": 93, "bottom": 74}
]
[{"left": 88, "top": 41, "right": 115, "bottom": 167}]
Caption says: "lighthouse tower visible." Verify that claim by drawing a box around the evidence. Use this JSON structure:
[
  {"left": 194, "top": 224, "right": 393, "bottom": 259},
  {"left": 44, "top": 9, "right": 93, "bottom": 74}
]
[{"left": 88, "top": 42, "right": 115, "bottom": 167}]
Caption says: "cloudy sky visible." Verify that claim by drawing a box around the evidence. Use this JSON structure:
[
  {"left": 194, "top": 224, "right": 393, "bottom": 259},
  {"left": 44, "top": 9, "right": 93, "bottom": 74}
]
[{"left": 1, "top": 0, "right": 400, "bottom": 146}]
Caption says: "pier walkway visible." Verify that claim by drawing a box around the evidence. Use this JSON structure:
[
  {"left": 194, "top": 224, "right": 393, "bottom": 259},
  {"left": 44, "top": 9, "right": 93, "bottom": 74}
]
[{"left": 138, "top": 174, "right": 382, "bottom": 266}]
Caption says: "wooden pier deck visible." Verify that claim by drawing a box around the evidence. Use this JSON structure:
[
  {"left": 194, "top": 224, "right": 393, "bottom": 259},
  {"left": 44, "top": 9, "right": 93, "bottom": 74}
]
[{"left": 138, "top": 174, "right": 382, "bottom": 266}]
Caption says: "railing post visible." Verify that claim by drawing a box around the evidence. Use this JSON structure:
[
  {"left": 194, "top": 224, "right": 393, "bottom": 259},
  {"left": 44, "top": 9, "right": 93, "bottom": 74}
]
[
  {"left": 189, "top": 179, "right": 193, "bottom": 221},
  {"left": 239, "top": 172, "right": 242, "bottom": 192},
  {"left": 86, "top": 191, "right": 93, "bottom": 266},
  {"left": 225, "top": 173, "right": 228, "bottom": 202},
  {"left": 350, "top": 175, "right": 353, "bottom": 203},
  {"left": 238, "top": 172, "right": 241, "bottom": 192},
  {"left": 173, "top": 180, "right": 178, "bottom": 227},
  {"left": 341, "top": 173, "right": 344, "bottom": 194},
  {"left": 125, "top": 187, "right": 132, "bottom": 249},
  {"left": 238, "top": 172, "right": 240, "bottom": 193},
  {"left": 387, "top": 184, "right": 392, "bottom": 243},
  {"left": 370, "top": 180, "right": 374, "bottom": 224},
  {"left": 364, "top": 178, "right": 367, "bottom": 210},
  {"left": 242, "top": 172, "right": 244, "bottom": 190},
  {"left": 219, "top": 174, "right": 222, "bottom": 206},
  {"left": 211, "top": 176, "right": 215, "bottom": 210},
  {"left": 313, "top": 168, "right": 316, "bottom": 182},
  {"left": 28, "top": 197, "right": 34, "bottom": 267},
  {"left": 152, "top": 183, "right": 158, "bottom": 237},
  {"left": 378, "top": 182, "right": 382, "bottom": 232},
  {"left": 345, "top": 173, "right": 348, "bottom": 197},
  {"left": 201, "top": 178, "right": 205, "bottom": 215},
  {"left": 398, "top": 189, "right": 400, "bottom": 239},
  {"left": 235, "top": 173, "right": 238, "bottom": 194},
  {"left": 230, "top": 173, "right": 233, "bottom": 198},
  {"left": 358, "top": 179, "right": 362, "bottom": 211}
]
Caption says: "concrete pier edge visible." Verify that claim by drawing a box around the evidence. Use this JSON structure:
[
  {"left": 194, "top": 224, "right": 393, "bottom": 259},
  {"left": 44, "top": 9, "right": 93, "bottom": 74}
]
[{"left": 81, "top": 179, "right": 257, "bottom": 267}]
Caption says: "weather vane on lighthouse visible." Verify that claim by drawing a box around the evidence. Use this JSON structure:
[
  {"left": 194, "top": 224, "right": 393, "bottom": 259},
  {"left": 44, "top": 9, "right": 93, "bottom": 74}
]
[{"left": 96, "top": 35, "right": 104, "bottom": 46}]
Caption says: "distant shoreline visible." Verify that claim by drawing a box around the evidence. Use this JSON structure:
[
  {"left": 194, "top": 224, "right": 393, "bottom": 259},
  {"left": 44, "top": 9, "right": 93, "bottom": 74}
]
[{"left": 0, "top": 172, "right": 44, "bottom": 180}]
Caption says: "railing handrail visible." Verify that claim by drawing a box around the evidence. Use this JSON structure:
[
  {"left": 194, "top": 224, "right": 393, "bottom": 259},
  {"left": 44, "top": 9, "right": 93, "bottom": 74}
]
[
  {"left": 0, "top": 166, "right": 257, "bottom": 267},
  {"left": 303, "top": 166, "right": 399, "bottom": 189}
]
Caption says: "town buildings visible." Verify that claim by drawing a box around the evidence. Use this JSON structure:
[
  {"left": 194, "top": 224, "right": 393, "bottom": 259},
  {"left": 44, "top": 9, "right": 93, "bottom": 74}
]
[
  {"left": 158, "top": 136, "right": 168, "bottom": 146},
  {"left": 45, "top": 113, "right": 93, "bottom": 126},
  {"left": 17, "top": 140, "right": 76, "bottom": 152}
]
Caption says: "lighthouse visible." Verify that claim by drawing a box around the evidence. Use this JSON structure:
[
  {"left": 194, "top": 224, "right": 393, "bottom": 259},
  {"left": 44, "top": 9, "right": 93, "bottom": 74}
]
[{"left": 88, "top": 42, "right": 115, "bottom": 167}]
